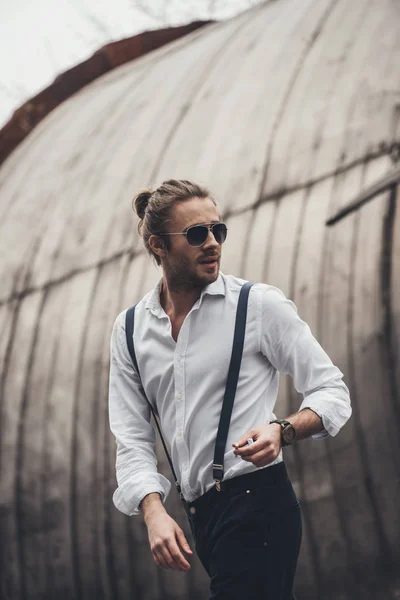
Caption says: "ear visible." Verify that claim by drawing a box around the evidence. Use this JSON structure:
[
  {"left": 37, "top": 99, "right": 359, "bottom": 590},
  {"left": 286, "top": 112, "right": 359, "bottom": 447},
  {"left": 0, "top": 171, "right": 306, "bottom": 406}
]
[{"left": 149, "top": 234, "right": 167, "bottom": 260}]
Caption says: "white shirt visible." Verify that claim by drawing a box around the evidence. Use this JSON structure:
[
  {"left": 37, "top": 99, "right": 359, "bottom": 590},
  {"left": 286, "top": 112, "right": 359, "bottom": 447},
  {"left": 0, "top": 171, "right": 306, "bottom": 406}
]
[{"left": 108, "top": 272, "right": 351, "bottom": 516}]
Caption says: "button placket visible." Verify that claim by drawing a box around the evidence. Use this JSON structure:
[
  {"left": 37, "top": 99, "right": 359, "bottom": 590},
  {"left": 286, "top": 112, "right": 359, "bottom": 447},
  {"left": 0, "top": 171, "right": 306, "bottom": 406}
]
[
  {"left": 174, "top": 312, "right": 194, "bottom": 494},
  {"left": 174, "top": 341, "right": 185, "bottom": 442}
]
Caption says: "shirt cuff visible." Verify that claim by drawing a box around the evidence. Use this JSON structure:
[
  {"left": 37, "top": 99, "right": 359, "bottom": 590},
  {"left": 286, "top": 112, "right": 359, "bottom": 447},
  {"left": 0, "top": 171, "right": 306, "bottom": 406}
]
[
  {"left": 298, "top": 397, "right": 342, "bottom": 439},
  {"left": 113, "top": 473, "right": 172, "bottom": 516}
]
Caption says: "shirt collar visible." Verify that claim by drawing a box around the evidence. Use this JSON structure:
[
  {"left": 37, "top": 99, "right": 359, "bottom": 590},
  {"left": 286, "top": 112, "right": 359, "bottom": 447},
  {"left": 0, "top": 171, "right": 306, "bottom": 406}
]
[
  {"left": 202, "top": 272, "right": 226, "bottom": 298},
  {"left": 145, "top": 272, "right": 226, "bottom": 313}
]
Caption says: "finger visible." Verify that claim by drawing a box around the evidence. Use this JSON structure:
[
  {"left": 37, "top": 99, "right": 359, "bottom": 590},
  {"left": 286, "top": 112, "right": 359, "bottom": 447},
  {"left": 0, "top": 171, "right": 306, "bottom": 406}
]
[
  {"left": 176, "top": 528, "right": 193, "bottom": 555},
  {"left": 157, "top": 544, "right": 183, "bottom": 571},
  {"left": 234, "top": 439, "right": 265, "bottom": 457},
  {"left": 153, "top": 549, "right": 169, "bottom": 569},
  {"left": 241, "top": 449, "right": 275, "bottom": 465},
  {"left": 166, "top": 539, "right": 191, "bottom": 571},
  {"left": 232, "top": 431, "right": 256, "bottom": 449},
  {"left": 153, "top": 539, "right": 183, "bottom": 571}
]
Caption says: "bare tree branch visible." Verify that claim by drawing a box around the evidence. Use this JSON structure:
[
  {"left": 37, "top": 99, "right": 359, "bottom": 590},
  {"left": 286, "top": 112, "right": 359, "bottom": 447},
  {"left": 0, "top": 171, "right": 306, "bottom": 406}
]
[
  {"left": 8, "top": 79, "right": 29, "bottom": 98},
  {"left": 208, "top": 0, "right": 218, "bottom": 19},
  {"left": 43, "top": 37, "right": 61, "bottom": 74},
  {"left": 67, "top": 21, "right": 92, "bottom": 47},
  {"left": 66, "top": 0, "right": 114, "bottom": 40},
  {"left": 130, "top": 1, "right": 165, "bottom": 24},
  {"left": 0, "top": 82, "right": 22, "bottom": 101},
  {"left": 130, "top": 0, "right": 264, "bottom": 26}
]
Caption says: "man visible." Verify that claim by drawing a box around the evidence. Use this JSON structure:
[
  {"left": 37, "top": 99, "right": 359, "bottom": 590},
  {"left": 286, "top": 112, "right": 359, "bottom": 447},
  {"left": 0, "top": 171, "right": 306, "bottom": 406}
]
[{"left": 109, "top": 179, "right": 351, "bottom": 599}]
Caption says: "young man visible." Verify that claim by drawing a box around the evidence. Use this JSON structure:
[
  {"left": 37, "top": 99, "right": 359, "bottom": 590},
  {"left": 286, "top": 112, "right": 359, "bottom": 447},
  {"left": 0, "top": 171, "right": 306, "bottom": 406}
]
[{"left": 109, "top": 179, "right": 351, "bottom": 599}]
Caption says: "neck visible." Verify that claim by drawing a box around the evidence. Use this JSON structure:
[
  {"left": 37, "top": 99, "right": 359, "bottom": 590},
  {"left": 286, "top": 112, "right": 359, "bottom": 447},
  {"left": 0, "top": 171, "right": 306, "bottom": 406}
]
[{"left": 159, "top": 277, "right": 203, "bottom": 318}]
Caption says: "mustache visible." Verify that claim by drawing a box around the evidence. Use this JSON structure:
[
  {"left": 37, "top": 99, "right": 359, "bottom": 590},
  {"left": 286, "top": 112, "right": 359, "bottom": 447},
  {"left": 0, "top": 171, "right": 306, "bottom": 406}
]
[{"left": 199, "top": 254, "right": 220, "bottom": 262}]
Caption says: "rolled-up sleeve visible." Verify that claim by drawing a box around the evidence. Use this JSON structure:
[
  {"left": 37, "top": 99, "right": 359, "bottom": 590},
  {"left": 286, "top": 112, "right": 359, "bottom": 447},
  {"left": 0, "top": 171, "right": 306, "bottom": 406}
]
[
  {"left": 108, "top": 311, "right": 171, "bottom": 515},
  {"left": 259, "top": 286, "right": 351, "bottom": 439}
]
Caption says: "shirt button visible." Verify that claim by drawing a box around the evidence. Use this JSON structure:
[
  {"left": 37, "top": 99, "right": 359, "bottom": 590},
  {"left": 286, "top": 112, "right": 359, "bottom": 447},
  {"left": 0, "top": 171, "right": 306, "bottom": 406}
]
[
  {"left": 177, "top": 393, "right": 182, "bottom": 399},
  {"left": 177, "top": 355, "right": 182, "bottom": 362},
  {"left": 177, "top": 430, "right": 182, "bottom": 437},
  {"left": 183, "top": 463, "right": 189, "bottom": 470}
]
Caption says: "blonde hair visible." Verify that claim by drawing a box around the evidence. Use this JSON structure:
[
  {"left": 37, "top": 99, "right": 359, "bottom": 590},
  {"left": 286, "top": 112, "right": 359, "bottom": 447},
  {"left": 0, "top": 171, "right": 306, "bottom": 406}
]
[{"left": 132, "top": 179, "right": 216, "bottom": 265}]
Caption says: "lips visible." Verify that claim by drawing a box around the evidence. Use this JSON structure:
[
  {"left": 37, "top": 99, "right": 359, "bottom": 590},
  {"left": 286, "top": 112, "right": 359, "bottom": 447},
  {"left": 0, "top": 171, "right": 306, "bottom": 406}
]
[{"left": 199, "top": 256, "right": 219, "bottom": 264}]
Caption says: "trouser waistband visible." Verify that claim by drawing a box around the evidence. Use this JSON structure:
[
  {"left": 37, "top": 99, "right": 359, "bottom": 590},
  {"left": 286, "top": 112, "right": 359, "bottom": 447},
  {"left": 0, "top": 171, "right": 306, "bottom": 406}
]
[{"left": 188, "top": 461, "right": 288, "bottom": 512}]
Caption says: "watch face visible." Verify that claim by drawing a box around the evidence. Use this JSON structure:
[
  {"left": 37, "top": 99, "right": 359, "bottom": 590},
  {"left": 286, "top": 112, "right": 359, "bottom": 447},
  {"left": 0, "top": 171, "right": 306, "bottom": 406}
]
[{"left": 283, "top": 424, "right": 296, "bottom": 444}]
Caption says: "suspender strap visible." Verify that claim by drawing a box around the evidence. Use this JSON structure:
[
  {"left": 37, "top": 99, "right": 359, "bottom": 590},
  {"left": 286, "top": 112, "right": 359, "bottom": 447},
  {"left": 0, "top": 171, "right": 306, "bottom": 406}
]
[
  {"left": 125, "top": 305, "right": 183, "bottom": 498},
  {"left": 212, "top": 281, "right": 254, "bottom": 486}
]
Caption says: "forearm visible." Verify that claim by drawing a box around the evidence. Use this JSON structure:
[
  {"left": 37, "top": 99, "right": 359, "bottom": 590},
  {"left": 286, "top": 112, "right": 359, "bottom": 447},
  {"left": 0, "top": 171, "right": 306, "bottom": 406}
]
[
  {"left": 259, "top": 285, "right": 351, "bottom": 440},
  {"left": 283, "top": 407, "right": 324, "bottom": 441},
  {"left": 233, "top": 408, "right": 325, "bottom": 467},
  {"left": 140, "top": 492, "right": 166, "bottom": 523},
  {"left": 113, "top": 443, "right": 171, "bottom": 516},
  {"left": 141, "top": 494, "right": 193, "bottom": 572}
]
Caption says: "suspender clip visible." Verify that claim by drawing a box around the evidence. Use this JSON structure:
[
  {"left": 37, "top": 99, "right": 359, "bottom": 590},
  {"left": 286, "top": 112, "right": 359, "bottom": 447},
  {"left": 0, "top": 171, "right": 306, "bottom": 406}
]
[{"left": 213, "top": 463, "right": 224, "bottom": 491}]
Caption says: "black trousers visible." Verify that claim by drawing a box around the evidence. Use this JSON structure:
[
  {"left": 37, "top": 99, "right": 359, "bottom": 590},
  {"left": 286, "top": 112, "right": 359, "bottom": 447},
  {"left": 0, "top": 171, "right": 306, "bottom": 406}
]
[{"left": 186, "top": 462, "right": 302, "bottom": 600}]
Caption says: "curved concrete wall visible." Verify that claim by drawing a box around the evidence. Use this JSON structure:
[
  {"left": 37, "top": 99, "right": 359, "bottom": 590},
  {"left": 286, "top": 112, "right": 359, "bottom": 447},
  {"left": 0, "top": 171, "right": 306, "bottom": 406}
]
[{"left": 0, "top": 0, "right": 399, "bottom": 598}]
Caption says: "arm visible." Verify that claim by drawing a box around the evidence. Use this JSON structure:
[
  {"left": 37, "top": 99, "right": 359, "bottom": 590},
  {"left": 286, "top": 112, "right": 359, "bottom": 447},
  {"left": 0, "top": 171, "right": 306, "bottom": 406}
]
[
  {"left": 140, "top": 493, "right": 193, "bottom": 571},
  {"left": 108, "top": 311, "right": 170, "bottom": 515},
  {"left": 233, "top": 286, "right": 351, "bottom": 465},
  {"left": 280, "top": 407, "right": 325, "bottom": 440},
  {"left": 108, "top": 312, "right": 192, "bottom": 570}
]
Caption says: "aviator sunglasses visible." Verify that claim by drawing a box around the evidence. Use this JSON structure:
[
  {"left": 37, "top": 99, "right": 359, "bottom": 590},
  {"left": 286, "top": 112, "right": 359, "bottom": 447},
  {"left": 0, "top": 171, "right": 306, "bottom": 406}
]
[{"left": 159, "top": 222, "right": 228, "bottom": 247}]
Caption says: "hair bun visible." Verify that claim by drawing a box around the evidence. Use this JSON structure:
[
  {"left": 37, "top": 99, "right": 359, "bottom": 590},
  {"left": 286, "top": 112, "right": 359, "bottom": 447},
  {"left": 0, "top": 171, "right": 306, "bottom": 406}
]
[{"left": 133, "top": 189, "right": 153, "bottom": 220}]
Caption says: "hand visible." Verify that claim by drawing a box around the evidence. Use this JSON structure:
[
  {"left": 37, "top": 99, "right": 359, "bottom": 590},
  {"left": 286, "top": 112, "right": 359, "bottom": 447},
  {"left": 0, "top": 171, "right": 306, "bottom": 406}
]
[
  {"left": 232, "top": 423, "right": 282, "bottom": 467},
  {"left": 146, "top": 509, "right": 193, "bottom": 571}
]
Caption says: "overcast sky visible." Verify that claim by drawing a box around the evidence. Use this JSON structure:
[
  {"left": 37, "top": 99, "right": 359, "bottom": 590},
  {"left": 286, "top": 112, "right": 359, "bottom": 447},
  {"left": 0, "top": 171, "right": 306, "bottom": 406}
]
[{"left": 0, "top": 0, "right": 262, "bottom": 128}]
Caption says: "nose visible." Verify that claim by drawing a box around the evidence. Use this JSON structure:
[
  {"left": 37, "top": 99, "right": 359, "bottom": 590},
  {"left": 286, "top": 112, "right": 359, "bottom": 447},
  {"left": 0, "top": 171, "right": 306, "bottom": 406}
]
[{"left": 202, "top": 226, "right": 220, "bottom": 249}]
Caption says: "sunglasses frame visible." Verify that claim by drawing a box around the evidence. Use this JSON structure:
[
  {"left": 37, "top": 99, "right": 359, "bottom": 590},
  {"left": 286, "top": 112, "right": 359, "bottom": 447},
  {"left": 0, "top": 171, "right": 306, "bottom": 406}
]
[{"left": 158, "top": 222, "right": 228, "bottom": 247}]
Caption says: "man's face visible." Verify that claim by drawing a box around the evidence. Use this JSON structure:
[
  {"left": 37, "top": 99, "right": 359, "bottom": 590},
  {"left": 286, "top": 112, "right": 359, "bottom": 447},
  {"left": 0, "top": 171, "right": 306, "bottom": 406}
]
[{"left": 161, "top": 196, "right": 223, "bottom": 291}]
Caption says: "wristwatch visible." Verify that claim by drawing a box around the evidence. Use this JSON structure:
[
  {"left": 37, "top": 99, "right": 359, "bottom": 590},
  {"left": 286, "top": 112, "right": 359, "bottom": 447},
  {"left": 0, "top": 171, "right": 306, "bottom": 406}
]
[{"left": 269, "top": 419, "right": 296, "bottom": 447}]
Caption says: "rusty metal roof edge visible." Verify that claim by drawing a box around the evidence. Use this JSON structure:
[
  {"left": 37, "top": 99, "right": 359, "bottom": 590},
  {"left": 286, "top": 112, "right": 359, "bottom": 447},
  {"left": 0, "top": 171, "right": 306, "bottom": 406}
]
[{"left": 0, "top": 20, "right": 212, "bottom": 169}]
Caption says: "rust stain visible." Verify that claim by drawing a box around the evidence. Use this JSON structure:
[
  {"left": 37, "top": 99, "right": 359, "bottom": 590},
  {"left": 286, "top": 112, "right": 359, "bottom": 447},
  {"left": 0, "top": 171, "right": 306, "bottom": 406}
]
[{"left": 0, "top": 21, "right": 211, "bottom": 168}]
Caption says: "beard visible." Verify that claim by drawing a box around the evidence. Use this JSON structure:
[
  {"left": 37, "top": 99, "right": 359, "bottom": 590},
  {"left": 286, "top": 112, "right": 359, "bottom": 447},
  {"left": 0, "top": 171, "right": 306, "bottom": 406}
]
[{"left": 163, "top": 253, "right": 219, "bottom": 293}]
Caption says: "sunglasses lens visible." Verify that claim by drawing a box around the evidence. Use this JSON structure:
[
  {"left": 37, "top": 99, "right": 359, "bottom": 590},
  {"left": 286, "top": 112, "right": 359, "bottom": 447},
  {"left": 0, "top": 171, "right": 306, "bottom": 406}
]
[
  {"left": 186, "top": 223, "right": 228, "bottom": 246},
  {"left": 187, "top": 225, "right": 209, "bottom": 246},
  {"left": 212, "top": 223, "right": 227, "bottom": 244}
]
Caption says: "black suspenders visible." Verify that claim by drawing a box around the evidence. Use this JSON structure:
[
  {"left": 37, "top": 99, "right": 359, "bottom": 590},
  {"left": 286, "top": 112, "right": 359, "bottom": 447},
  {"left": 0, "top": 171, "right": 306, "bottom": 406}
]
[
  {"left": 212, "top": 281, "right": 253, "bottom": 489},
  {"left": 124, "top": 281, "right": 254, "bottom": 501}
]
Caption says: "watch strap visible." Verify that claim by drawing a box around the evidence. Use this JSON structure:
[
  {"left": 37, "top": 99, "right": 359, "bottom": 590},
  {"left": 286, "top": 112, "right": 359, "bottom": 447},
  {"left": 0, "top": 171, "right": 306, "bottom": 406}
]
[{"left": 269, "top": 419, "right": 295, "bottom": 446}]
